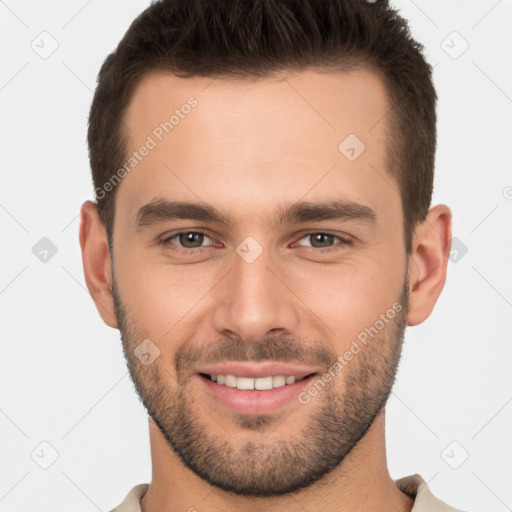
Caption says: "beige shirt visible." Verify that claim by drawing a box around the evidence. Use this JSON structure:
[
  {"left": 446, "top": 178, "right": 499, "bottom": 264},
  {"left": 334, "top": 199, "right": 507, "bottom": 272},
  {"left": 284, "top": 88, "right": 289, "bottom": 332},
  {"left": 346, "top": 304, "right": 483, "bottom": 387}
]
[{"left": 110, "top": 474, "right": 464, "bottom": 511}]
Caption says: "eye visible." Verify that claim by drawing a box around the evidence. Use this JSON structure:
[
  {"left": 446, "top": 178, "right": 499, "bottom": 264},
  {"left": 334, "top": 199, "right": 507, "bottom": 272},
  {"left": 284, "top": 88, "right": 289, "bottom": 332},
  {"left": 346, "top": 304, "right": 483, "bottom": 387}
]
[
  {"left": 295, "top": 232, "right": 352, "bottom": 251},
  {"left": 161, "top": 230, "right": 216, "bottom": 251},
  {"left": 159, "top": 230, "right": 352, "bottom": 256}
]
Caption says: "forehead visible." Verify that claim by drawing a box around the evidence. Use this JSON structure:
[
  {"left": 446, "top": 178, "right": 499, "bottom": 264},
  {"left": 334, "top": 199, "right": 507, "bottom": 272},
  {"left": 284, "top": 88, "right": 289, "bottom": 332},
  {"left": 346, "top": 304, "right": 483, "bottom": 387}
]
[
  {"left": 124, "top": 67, "right": 390, "bottom": 151},
  {"left": 118, "top": 68, "right": 396, "bottom": 225}
]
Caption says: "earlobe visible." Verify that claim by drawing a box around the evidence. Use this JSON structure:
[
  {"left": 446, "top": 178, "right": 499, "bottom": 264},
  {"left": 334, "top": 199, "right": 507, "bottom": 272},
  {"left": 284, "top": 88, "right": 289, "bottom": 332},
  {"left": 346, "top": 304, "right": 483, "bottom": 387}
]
[
  {"left": 406, "top": 204, "right": 452, "bottom": 327},
  {"left": 79, "top": 201, "right": 118, "bottom": 329}
]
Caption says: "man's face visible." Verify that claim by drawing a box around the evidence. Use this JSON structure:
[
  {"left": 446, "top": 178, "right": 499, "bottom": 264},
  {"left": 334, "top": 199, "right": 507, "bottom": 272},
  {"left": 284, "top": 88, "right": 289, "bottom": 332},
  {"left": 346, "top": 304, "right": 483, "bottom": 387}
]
[{"left": 110, "top": 69, "right": 410, "bottom": 496}]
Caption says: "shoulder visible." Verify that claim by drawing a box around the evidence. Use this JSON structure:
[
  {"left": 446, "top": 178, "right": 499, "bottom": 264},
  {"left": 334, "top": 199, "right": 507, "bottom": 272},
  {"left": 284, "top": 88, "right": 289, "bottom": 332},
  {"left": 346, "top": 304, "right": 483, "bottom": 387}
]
[
  {"left": 395, "top": 474, "right": 466, "bottom": 512},
  {"left": 110, "top": 483, "right": 150, "bottom": 512}
]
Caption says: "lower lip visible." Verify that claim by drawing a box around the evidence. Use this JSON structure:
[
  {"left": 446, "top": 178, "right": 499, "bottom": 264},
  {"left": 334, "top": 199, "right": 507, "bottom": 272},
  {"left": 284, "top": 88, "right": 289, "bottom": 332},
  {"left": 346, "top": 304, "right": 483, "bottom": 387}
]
[{"left": 197, "top": 374, "right": 317, "bottom": 415}]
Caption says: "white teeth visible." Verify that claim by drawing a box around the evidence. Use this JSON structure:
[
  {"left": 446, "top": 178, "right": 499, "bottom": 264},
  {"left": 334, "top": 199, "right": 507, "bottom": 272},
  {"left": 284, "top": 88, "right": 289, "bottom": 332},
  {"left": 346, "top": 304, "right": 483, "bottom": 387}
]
[
  {"left": 236, "top": 377, "right": 255, "bottom": 390},
  {"left": 272, "top": 375, "right": 286, "bottom": 387},
  {"left": 255, "top": 376, "right": 273, "bottom": 390},
  {"left": 224, "top": 374, "right": 237, "bottom": 387},
  {"left": 209, "top": 374, "right": 304, "bottom": 390}
]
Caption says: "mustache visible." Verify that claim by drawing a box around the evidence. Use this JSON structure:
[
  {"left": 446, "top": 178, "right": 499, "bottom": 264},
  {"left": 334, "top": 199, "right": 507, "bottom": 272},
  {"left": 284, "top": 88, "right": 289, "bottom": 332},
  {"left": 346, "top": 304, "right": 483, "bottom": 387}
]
[{"left": 175, "top": 335, "right": 338, "bottom": 374}]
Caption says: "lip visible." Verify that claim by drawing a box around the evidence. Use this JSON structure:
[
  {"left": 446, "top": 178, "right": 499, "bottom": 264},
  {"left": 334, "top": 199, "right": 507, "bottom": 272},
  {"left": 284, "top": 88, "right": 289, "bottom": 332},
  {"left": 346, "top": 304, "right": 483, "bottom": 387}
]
[
  {"left": 196, "top": 362, "right": 319, "bottom": 379},
  {"left": 197, "top": 370, "right": 318, "bottom": 415}
]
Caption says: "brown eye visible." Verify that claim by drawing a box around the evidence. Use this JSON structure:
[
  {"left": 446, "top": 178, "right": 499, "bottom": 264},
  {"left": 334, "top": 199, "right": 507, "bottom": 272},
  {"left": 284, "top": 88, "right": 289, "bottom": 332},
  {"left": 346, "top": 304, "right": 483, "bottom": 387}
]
[
  {"left": 178, "top": 232, "right": 206, "bottom": 248},
  {"left": 161, "top": 231, "right": 214, "bottom": 250},
  {"left": 297, "top": 232, "right": 347, "bottom": 249},
  {"left": 309, "top": 233, "right": 335, "bottom": 248}
]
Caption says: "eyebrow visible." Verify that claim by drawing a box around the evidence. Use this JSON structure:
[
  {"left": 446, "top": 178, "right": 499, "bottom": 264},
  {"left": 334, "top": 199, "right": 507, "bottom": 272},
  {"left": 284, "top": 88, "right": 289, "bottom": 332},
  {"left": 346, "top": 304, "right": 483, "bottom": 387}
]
[{"left": 134, "top": 198, "right": 377, "bottom": 230}]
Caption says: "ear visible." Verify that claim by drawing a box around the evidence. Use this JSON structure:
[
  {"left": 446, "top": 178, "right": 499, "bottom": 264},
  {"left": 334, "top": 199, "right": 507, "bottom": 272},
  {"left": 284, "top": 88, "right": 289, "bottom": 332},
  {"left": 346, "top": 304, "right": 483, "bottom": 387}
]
[
  {"left": 406, "top": 204, "right": 452, "bottom": 326},
  {"left": 79, "top": 201, "right": 118, "bottom": 329}
]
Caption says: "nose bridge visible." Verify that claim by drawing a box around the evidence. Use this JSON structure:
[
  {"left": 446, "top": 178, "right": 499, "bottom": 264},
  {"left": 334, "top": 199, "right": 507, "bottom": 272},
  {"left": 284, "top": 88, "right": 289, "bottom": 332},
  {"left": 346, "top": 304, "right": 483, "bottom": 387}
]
[{"left": 212, "top": 243, "right": 299, "bottom": 342}]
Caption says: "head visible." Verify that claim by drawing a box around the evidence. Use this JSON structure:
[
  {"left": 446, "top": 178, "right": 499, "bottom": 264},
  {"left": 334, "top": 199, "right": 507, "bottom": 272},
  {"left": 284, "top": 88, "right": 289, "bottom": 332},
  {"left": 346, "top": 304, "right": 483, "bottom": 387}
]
[{"left": 80, "top": 0, "right": 451, "bottom": 498}]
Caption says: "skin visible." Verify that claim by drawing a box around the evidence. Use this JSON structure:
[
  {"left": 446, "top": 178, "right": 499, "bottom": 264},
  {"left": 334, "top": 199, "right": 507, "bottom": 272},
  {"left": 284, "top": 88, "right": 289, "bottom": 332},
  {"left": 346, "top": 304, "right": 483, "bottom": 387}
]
[{"left": 79, "top": 68, "right": 451, "bottom": 512}]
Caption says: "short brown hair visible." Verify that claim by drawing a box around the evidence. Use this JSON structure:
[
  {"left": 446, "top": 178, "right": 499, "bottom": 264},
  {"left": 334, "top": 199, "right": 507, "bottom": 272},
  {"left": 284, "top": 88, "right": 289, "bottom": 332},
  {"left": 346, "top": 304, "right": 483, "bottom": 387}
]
[{"left": 88, "top": 0, "right": 437, "bottom": 254}]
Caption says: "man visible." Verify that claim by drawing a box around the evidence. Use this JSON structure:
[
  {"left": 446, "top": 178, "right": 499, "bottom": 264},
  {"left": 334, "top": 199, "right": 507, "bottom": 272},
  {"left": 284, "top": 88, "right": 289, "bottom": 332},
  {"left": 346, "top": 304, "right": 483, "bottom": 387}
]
[{"left": 79, "top": 0, "right": 459, "bottom": 510}]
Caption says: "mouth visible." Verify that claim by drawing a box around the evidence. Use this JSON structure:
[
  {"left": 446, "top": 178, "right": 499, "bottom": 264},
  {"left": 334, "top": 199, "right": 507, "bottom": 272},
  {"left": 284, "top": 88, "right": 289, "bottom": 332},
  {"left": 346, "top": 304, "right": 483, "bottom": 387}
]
[
  {"left": 195, "top": 363, "right": 320, "bottom": 415},
  {"left": 199, "top": 372, "right": 314, "bottom": 390}
]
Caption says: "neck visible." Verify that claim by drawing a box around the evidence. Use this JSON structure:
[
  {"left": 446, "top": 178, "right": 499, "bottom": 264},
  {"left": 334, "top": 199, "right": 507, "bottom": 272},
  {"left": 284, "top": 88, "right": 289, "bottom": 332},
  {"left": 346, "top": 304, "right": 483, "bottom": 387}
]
[{"left": 140, "top": 410, "right": 413, "bottom": 512}]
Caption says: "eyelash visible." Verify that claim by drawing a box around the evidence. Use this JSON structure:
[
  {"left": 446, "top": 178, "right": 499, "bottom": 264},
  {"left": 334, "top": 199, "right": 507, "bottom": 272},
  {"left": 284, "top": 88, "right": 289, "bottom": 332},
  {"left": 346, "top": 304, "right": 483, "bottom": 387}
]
[{"left": 159, "top": 230, "right": 353, "bottom": 255}]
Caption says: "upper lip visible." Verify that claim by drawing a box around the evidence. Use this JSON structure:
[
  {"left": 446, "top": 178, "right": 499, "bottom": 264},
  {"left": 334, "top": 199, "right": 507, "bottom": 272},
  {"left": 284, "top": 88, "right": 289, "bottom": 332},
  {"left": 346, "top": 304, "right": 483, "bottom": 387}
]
[{"left": 196, "top": 362, "right": 319, "bottom": 379}]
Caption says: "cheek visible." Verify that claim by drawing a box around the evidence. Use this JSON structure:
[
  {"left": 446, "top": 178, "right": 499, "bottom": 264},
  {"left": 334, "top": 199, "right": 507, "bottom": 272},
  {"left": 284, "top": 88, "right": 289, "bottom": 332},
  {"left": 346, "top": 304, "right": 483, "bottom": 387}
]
[
  {"left": 116, "top": 250, "right": 218, "bottom": 338},
  {"left": 287, "top": 252, "right": 405, "bottom": 346}
]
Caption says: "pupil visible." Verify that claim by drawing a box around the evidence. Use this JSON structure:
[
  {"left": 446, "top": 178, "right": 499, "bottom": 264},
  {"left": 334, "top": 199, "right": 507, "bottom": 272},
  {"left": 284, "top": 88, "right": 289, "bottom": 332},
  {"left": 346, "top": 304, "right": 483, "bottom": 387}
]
[
  {"left": 312, "top": 233, "right": 333, "bottom": 248},
  {"left": 181, "top": 232, "right": 203, "bottom": 248}
]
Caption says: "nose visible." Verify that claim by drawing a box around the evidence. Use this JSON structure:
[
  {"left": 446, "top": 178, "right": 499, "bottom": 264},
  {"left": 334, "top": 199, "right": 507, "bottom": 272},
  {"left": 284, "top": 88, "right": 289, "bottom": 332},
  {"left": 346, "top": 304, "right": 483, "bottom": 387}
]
[{"left": 212, "top": 244, "right": 300, "bottom": 343}]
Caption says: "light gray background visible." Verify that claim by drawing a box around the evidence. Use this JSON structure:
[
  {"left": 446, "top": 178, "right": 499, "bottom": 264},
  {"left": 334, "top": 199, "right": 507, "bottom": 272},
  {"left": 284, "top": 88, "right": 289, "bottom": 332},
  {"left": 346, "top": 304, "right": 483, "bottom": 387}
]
[{"left": 1, "top": 1, "right": 511, "bottom": 510}]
